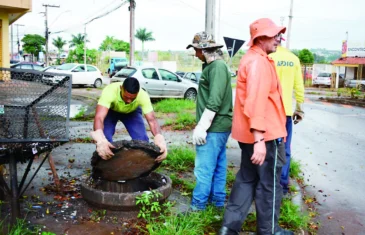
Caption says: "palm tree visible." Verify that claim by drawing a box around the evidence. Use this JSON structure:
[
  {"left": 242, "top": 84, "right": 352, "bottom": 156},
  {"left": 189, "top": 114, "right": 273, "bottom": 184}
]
[
  {"left": 99, "top": 36, "right": 115, "bottom": 51},
  {"left": 69, "top": 33, "right": 89, "bottom": 48},
  {"left": 135, "top": 28, "right": 155, "bottom": 59},
  {"left": 52, "top": 36, "right": 67, "bottom": 59}
]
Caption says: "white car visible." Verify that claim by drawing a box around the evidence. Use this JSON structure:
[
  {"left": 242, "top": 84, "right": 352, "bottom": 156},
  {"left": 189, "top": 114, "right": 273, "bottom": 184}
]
[
  {"left": 312, "top": 72, "right": 332, "bottom": 87},
  {"left": 43, "top": 63, "right": 104, "bottom": 88},
  {"left": 110, "top": 66, "right": 198, "bottom": 100}
]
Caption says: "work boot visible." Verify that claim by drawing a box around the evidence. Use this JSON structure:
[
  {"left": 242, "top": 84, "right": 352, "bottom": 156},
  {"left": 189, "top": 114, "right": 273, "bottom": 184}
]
[
  {"left": 274, "top": 228, "right": 294, "bottom": 235},
  {"left": 217, "top": 226, "right": 239, "bottom": 235}
]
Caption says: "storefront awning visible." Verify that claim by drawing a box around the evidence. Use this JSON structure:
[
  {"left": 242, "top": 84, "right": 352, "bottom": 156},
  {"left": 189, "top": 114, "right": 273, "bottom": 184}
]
[{"left": 331, "top": 57, "right": 365, "bottom": 67}]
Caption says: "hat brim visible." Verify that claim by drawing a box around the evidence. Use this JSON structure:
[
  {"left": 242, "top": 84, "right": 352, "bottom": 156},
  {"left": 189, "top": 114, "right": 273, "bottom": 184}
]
[
  {"left": 186, "top": 43, "right": 224, "bottom": 50},
  {"left": 247, "top": 26, "right": 286, "bottom": 47}
]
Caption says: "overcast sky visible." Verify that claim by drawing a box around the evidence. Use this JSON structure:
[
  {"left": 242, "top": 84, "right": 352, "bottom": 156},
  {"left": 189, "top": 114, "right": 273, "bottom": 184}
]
[{"left": 12, "top": 0, "right": 365, "bottom": 53}]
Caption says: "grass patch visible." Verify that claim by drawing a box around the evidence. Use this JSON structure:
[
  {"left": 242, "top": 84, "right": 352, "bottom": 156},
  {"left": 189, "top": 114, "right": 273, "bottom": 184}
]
[
  {"left": 279, "top": 198, "right": 310, "bottom": 230},
  {"left": 146, "top": 205, "right": 223, "bottom": 235},
  {"left": 242, "top": 212, "right": 256, "bottom": 231},
  {"left": 226, "top": 167, "right": 236, "bottom": 197},
  {"left": 307, "top": 91, "right": 321, "bottom": 95},
  {"left": 70, "top": 107, "right": 95, "bottom": 121},
  {"left": 169, "top": 173, "right": 195, "bottom": 195},
  {"left": 289, "top": 184, "right": 298, "bottom": 193},
  {"left": 289, "top": 158, "right": 302, "bottom": 179},
  {"left": 154, "top": 99, "right": 196, "bottom": 113},
  {"left": 86, "top": 87, "right": 92, "bottom": 91},
  {"left": 162, "top": 146, "right": 195, "bottom": 172},
  {"left": 164, "top": 112, "right": 196, "bottom": 130},
  {"left": 231, "top": 83, "right": 237, "bottom": 88}
]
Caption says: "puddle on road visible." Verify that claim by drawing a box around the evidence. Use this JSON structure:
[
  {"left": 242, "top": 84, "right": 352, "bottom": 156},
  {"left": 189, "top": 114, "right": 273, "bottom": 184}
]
[{"left": 69, "top": 105, "right": 87, "bottom": 118}]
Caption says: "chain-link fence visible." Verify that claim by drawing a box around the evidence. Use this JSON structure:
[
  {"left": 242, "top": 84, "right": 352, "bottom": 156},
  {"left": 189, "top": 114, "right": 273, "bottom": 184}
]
[{"left": 0, "top": 68, "right": 72, "bottom": 143}]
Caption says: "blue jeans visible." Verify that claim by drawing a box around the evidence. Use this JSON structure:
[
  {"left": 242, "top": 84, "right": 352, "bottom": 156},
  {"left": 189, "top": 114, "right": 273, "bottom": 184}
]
[
  {"left": 280, "top": 116, "right": 293, "bottom": 194},
  {"left": 191, "top": 131, "right": 231, "bottom": 210},
  {"left": 103, "top": 107, "right": 149, "bottom": 142}
]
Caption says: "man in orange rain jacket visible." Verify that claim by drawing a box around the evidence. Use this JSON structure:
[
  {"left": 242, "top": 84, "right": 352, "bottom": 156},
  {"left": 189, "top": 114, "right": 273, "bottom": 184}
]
[{"left": 219, "top": 18, "right": 293, "bottom": 235}]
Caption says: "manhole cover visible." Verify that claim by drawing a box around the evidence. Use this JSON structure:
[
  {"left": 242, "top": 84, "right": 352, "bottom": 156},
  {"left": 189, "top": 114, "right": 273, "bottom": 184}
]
[{"left": 91, "top": 140, "right": 162, "bottom": 181}]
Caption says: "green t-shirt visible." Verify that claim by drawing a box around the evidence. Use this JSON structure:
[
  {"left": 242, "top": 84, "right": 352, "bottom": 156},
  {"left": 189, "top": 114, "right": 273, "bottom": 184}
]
[
  {"left": 197, "top": 60, "right": 233, "bottom": 132},
  {"left": 98, "top": 82, "right": 153, "bottom": 114}
]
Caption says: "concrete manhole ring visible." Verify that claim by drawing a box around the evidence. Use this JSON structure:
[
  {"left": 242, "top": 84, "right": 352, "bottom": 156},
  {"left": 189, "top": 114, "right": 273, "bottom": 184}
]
[{"left": 81, "top": 172, "right": 172, "bottom": 211}]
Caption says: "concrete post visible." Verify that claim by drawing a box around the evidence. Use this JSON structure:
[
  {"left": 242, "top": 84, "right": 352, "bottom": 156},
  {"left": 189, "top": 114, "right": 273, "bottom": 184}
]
[
  {"left": 205, "top": 0, "right": 216, "bottom": 39},
  {"left": 129, "top": 0, "right": 135, "bottom": 66},
  {"left": 335, "top": 66, "right": 340, "bottom": 89}
]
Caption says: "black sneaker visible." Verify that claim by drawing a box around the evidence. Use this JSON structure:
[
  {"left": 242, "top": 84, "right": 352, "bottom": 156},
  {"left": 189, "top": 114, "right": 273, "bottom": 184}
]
[{"left": 217, "top": 226, "right": 239, "bottom": 235}]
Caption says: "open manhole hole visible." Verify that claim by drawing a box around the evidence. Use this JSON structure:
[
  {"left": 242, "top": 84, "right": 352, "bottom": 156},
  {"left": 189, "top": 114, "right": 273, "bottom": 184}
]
[{"left": 81, "top": 140, "right": 172, "bottom": 211}]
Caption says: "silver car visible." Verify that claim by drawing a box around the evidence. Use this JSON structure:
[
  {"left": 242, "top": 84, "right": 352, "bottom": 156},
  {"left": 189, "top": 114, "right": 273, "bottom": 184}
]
[
  {"left": 111, "top": 66, "right": 198, "bottom": 100},
  {"left": 313, "top": 72, "right": 332, "bottom": 87}
]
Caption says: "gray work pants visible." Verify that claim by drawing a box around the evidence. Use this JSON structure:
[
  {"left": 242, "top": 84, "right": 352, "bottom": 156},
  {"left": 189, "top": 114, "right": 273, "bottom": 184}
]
[{"left": 222, "top": 140, "right": 285, "bottom": 235}]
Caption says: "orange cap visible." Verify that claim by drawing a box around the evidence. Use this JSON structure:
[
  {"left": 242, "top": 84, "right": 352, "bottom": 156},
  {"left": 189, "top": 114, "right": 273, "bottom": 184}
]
[{"left": 247, "top": 18, "right": 286, "bottom": 46}]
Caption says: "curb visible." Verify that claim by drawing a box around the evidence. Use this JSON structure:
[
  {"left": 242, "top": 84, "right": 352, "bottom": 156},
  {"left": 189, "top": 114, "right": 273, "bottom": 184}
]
[{"left": 72, "top": 93, "right": 99, "bottom": 102}]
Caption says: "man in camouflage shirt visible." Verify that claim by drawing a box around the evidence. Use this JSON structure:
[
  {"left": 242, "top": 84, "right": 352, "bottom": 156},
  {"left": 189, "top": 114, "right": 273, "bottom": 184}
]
[{"left": 186, "top": 32, "right": 233, "bottom": 211}]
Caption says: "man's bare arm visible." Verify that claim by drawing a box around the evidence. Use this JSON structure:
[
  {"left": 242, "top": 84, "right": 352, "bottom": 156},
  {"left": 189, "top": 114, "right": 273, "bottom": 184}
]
[
  {"left": 145, "top": 111, "right": 167, "bottom": 162},
  {"left": 144, "top": 111, "right": 161, "bottom": 136},
  {"left": 93, "top": 105, "right": 109, "bottom": 131}
]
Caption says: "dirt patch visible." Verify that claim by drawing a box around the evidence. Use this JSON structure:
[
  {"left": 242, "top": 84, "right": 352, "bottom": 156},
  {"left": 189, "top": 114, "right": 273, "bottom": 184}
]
[{"left": 319, "top": 97, "right": 365, "bottom": 108}]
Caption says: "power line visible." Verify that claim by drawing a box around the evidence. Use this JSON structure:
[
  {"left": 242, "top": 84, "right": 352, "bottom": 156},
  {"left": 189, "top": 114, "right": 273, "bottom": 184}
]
[
  {"left": 52, "top": 0, "right": 128, "bottom": 35},
  {"left": 85, "top": 0, "right": 129, "bottom": 25}
]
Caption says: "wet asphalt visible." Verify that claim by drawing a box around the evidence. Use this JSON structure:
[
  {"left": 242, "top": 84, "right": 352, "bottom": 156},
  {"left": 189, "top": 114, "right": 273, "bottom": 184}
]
[{"left": 292, "top": 95, "right": 365, "bottom": 234}]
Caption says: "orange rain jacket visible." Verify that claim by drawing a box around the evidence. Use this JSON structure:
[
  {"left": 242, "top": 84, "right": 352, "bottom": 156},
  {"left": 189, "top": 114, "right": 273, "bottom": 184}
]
[{"left": 232, "top": 45, "right": 287, "bottom": 144}]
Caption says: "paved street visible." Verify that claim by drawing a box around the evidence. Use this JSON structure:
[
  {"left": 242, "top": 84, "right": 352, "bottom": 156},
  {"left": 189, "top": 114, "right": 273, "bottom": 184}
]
[{"left": 292, "top": 95, "right": 365, "bottom": 234}]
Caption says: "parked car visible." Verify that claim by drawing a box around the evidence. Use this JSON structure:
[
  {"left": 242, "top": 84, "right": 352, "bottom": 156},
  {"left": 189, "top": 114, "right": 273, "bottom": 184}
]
[
  {"left": 312, "top": 72, "right": 332, "bottom": 87},
  {"left": 175, "top": 71, "right": 185, "bottom": 77},
  {"left": 183, "top": 72, "right": 202, "bottom": 84},
  {"left": 111, "top": 66, "right": 198, "bottom": 100},
  {"left": 10, "top": 62, "right": 45, "bottom": 82},
  {"left": 43, "top": 63, "right": 104, "bottom": 88},
  {"left": 10, "top": 62, "right": 44, "bottom": 71},
  {"left": 42, "top": 65, "right": 58, "bottom": 72},
  {"left": 10, "top": 60, "right": 20, "bottom": 65},
  {"left": 345, "top": 78, "right": 365, "bottom": 91}
]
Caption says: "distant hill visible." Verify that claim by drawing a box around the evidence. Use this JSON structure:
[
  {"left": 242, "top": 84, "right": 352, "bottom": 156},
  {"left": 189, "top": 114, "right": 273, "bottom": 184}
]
[{"left": 292, "top": 48, "right": 341, "bottom": 64}]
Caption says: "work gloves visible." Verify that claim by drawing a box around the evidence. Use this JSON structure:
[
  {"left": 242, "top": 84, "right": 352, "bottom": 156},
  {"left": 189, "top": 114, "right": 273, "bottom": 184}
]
[
  {"left": 90, "top": 129, "right": 115, "bottom": 160},
  {"left": 193, "top": 108, "right": 216, "bottom": 145},
  {"left": 154, "top": 134, "right": 167, "bottom": 162},
  {"left": 293, "top": 103, "right": 305, "bottom": 125}
]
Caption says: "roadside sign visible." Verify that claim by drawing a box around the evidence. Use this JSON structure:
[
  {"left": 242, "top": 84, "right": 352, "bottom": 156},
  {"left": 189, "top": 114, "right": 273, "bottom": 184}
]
[{"left": 223, "top": 37, "right": 245, "bottom": 58}]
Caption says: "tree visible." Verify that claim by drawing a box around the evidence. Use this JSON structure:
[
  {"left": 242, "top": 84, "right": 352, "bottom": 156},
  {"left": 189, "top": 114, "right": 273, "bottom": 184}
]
[
  {"left": 66, "top": 44, "right": 98, "bottom": 64},
  {"left": 313, "top": 53, "right": 328, "bottom": 64},
  {"left": 69, "top": 33, "right": 89, "bottom": 48},
  {"left": 298, "top": 49, "right": 314, "bottom": 64},
  {"left": 99, "top": 36, "right": 115, "bottom": 51},
  {"left": 52, "top": 36, "right": 67, "bottom": 59},
  {"left": 135, "top": 28, "right": 155, "bottom": 59},
  {"left": 99, "top": 36, "right": 130, "bottom": 53},
  {"left": 21, "top": 34, "right": 46, "bottom": 62},
  {"left": 113, "top": 39, "right": 130, "bottom": 53}
]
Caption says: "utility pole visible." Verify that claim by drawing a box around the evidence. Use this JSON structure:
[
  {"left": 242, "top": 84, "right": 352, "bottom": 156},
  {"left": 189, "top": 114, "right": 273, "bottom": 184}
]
[
  {"left": 15, "top": 24, "right": 25, "bottom": 58},
  {"left": 205, "top": 0, "right": 216, "bottom": 39},
  {"left": 43, "top": 4, "right": 60, "bottom": 66},
  {"left": 129, "top": 0, "right": 136, "bottom": 66},
  {"left": 216, "top": 0, "right": 221, "bottom": 44},
  {"left": 286, "top": 0, "right": 294, "bottom": 49},
  {"left": 10, "top": 25, "right": 14, "bottom": 60},
  {"left": 280, "top": 16, "right": 285, "bottom": 26},
  {"left": 84, "top": 25, "right": 87, "bottom": 66}
]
